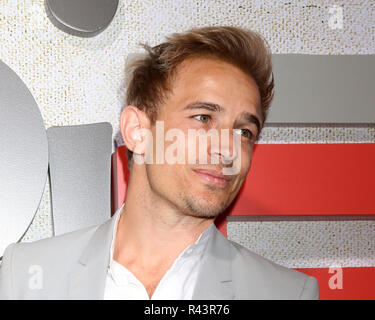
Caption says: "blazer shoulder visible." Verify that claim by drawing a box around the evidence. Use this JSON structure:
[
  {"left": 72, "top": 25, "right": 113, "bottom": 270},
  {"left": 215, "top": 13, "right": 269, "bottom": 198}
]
[
  {"left": 0, "top": 224, "right": 99, "bottom": 299},
  {"left": 12, "top": 224, "right": 99, "bottom": 266},
  {"left": 228, "top": 239, "right": 319, "bottom": 299},
  {"left": 2, "top": 226, "right": 98, "bottom": 275}
]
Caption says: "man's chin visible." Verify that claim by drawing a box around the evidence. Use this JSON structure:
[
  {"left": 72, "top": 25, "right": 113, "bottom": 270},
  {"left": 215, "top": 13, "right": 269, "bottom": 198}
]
[{"left": 181, "top": 195, "right": 230, "bottom": 219}]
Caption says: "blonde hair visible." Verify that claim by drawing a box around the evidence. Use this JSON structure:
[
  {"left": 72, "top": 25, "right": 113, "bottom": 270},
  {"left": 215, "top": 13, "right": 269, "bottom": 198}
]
[{"left": 125, "top": 26, "right": 274, "bottom": 161}]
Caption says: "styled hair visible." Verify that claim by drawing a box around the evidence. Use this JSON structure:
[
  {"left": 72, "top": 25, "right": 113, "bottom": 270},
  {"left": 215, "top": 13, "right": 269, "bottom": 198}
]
[{"left": 124, "top": 26, "right": 274, "bottom": 163}]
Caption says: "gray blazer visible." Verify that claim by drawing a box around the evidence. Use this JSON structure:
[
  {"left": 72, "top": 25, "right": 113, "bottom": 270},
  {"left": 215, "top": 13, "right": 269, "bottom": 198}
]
[{"left": 0, "top": 208, "right": 319, "bottom": 300}]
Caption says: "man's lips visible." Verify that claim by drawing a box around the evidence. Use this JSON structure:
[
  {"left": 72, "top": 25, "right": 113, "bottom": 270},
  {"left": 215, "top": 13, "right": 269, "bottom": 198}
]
[{"left": 193, "top": 168, "right": 231, "bottom": 186}]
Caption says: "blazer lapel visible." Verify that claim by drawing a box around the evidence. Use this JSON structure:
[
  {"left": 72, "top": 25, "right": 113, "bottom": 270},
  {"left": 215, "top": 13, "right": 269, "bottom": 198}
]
[
  {"left": 67, "top": 206, "right": 123, "bottom": 299},
  {"left": 68, "top": 207, "right": 234, "bottom": 300},
  {"left": 192, "top": 226, "right": 235, "bottom": 300}
]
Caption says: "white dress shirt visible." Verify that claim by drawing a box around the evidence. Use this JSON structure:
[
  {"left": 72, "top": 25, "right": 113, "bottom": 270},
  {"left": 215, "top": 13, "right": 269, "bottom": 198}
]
[{"left": 103, "top": 208, "right": 214, "bottom": 300}]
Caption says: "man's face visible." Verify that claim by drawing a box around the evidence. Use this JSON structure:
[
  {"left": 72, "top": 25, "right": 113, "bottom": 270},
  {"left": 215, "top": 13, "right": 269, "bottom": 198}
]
[{"left": 145, "top": 57, "right": 262, "bottom": 218}]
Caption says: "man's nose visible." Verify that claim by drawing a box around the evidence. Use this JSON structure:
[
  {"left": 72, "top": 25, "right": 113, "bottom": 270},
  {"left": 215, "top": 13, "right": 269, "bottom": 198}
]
[{"left": 210, "top": 129, "right": 240, "bottom": 165}]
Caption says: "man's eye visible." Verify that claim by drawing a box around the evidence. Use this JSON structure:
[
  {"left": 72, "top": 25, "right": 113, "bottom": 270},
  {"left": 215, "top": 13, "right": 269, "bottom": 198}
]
[
  {"left": 235, "top": 129, "right": 253, "bottom": 139},
  {"left": 193, "top": 114, "right": 211, "bottom": 123}
]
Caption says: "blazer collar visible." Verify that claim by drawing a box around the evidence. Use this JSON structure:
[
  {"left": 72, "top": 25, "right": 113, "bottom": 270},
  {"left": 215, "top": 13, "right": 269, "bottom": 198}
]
[
  {"left": 67, "top": 205, "right": 234, "bottom": 300},
  {"left": 192, "top": 225, "right": 235, "bottom": 300},
  {"left": 67, "top": 205, "right": 123, "bottom": 299}
]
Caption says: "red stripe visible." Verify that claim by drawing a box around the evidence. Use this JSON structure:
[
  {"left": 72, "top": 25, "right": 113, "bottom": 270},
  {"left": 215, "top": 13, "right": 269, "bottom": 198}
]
[
  {"left": 111, "top": 146, "right": 129, "bottom": 215},
  {"left": 215, "top": 143, "right": 375, "bottom": 235},
  {"left": 296, "top": 267, "right": 375, "bottom": 300},
  {"left": 227, "top": 143, "right": 375, "bottom": 216}
]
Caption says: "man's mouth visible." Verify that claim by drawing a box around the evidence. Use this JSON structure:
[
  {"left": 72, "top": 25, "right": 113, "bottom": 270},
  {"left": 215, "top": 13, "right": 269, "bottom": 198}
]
[{"left": 193, "top": 168, "right": 232, "bottom": 187}]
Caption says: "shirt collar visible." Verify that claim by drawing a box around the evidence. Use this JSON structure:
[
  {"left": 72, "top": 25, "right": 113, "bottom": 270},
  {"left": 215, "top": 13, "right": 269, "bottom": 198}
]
[
  {"left": 177, "top": 223, "right": 214, "bottom": 259},
  {"left": 108, "top": 203, "right": 124, "bottom": 280}
]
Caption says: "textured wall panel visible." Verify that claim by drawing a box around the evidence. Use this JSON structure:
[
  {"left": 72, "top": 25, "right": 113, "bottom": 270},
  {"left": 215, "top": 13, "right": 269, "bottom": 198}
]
[
  {"left": 0, "top": 60, "right": 48, "bottom": 256},
  {"left": 227, "top": 219, "right": 375, "bottom": 268},
  {"left": 47, "top": 123, "right": 113, "bottom": 235},
  {"left": 269, "top": 54, "right": 375, "bottom": 123}
]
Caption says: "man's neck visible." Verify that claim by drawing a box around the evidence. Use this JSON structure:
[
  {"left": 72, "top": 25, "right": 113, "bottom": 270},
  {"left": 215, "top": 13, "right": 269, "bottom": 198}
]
[
  {"left": 112, "top": 168, "right": 214, "bottom": 292},
  {"left": 113, "top": 197, "right": 213, "bottom": 268}
]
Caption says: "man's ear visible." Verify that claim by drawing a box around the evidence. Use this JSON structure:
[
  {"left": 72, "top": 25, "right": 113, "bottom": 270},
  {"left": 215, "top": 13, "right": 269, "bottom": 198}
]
[{"left": 120, "top": 106, "right": 150, "bottom": 155}]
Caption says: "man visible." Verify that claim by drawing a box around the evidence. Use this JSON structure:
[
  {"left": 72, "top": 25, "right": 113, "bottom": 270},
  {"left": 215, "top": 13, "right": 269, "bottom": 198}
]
[{"left": 0, "top": 26, "right": 319, "bottom": 299}]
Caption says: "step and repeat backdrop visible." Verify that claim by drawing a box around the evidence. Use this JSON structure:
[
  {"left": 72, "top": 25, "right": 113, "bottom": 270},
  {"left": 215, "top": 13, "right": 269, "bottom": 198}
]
[{"left": 0, "top": 0, "right": 374, "bottom": 299}]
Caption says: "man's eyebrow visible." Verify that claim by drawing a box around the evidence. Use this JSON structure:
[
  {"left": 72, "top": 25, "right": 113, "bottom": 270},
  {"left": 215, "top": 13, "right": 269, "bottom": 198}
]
[
  {"left": 183, "top": 101, "right": 223, "bottom": 112},
  {"left": 184, "top": 101, "right": 262, "bottom": 137}
]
